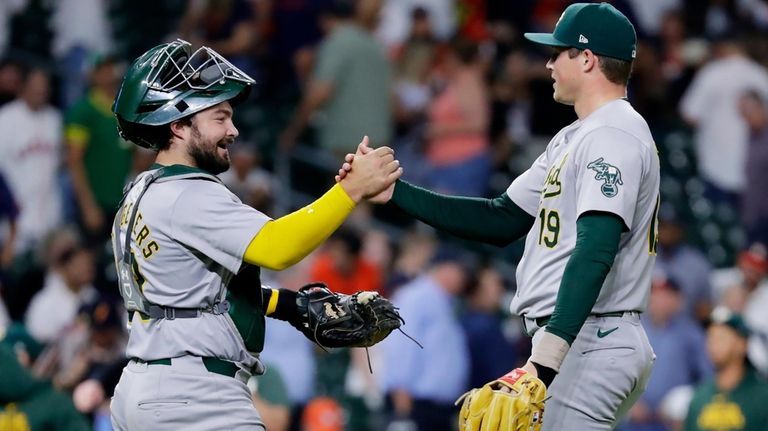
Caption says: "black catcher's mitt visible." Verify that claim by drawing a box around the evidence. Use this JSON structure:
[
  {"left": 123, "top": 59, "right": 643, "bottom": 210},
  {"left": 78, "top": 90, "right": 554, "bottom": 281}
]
[{"left": 294, "top": 282, "right": 402, "bottom": 348}]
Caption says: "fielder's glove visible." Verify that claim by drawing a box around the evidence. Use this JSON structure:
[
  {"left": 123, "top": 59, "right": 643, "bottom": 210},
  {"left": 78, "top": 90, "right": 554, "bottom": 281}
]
[
  {"left": 456, "top": 368, "right": 547, "bottom": 431},
  {"left": 294, "top": 282, "right": 402, "bottom": 349}
]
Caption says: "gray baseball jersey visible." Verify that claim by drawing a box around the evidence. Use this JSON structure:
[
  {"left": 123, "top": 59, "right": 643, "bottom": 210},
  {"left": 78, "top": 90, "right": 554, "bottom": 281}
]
[
  {"left": 507, "top": 99, "right": 660, "bottom": 318},
  {"left": 113, "top": 165, "right": 270, "bottom": 369}
]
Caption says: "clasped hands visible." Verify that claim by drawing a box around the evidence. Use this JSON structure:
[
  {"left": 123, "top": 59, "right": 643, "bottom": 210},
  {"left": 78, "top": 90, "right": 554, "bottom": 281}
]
[{"left": 336, "top": 136, "right": 400, "bottom": 203}]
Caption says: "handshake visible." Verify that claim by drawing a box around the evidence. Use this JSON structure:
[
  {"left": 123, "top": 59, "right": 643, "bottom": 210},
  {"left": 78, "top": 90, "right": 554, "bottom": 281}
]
[{"left": 335, "top": 136, "right": 401, "bottom": 204}]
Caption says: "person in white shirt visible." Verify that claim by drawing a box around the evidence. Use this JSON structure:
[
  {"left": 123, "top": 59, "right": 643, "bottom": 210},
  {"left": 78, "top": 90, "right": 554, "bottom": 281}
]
[
  {"left": 679, "top": 37, "right": 768, "bottom": 205},
  {"left": 0, "top": 68, "right": 63, "bottom": 258},
  {"left": 24, "top": 230, "right": 97, "bottom": 343}
]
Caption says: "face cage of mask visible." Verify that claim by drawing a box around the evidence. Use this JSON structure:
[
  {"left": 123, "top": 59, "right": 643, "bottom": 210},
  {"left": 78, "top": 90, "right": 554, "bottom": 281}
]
[{"left": 145, "top": 39, "right": 255, "bottom": 93}]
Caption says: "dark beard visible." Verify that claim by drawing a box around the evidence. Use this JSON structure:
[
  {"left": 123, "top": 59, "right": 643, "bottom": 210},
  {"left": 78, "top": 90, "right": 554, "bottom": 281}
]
[{"left": 188, "top": 125, "right": 231, "bottom": 175}]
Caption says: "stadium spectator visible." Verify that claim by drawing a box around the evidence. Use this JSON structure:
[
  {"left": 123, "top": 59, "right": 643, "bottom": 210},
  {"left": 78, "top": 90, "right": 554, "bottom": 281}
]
[
  {"left": 683, "top": 307, "right": 768, "bottom": 431},
  {"left": 64, "top": 56, "right": 132, "bottom": 244},
  {"left": 384, "top": 229, "right": 436, "bottom": 293},
  {"left": 0, "top": 172, "right": 19, "bottom": 272},
  {"left": 281, "top": 0, "right": 393, "bottom": 158},
  {"left": 0, "top": 342, "right": 90, "bottom": 430},
  {"left": 460, "top": 266, "right": 519, "bottom": 389},
  {"left": 51, "top": 0, "right": 114, "bottom": 108},
  {"left": 380, "top": 251, "right": 470, "bottom": 431},
  {"left": 24, "top": 230, "right": 97, "bottom": 344},
  {"left": 488, "top": 48, "right": 535, "bottom": 172},
  {"left": 391, "top": 6, "right": 438, "bottom": 142},
  {"left": 177, "top": 0, "right": 260, "bottom": 78},
  {"left": 309, "top": 228, "right": 382, "bottom": 296},
  {"left": 260, "top": 274, "right": 317, "bottom": 431},
  {"left": 738, "top": 90, "right": 768, "bottom": 246},
  {"left": 655, "top": 205, "right": 713, "bottom": 322},
  {"left": 421, "top": 37, "right": 491, "bottom": 196},
  {"left": 0, "top": 68, "right": 62, "bottom": 260},
  {"left": 376, "top": 0, "right": 456, "bottom": 49},
  {"left": 0, "top": 58, "right": 24, "bottom": 107},
  {"left": 0, "top": 0, "right": 27, "bottom": 58},
  {"left": 624, "top": 0, "right": 682, "bottom": 38},
  {"left": 260, "top": 0, "right": 326, "bottom": 93},
  {"left": 623, "top": 276, "right": 712, "bottom": 431},
  {"left": 680, "top": 35, "right": 768, "bottom": 208},
  {"left": 33, "top": 298, "right": 126, "bottom": 391},
  {"left": 218, "top": 143, "right": 277, "bottom": 213}
]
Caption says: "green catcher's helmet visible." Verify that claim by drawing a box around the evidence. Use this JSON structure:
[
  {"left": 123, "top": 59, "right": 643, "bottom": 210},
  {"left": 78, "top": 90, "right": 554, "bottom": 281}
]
[{"left": 113, "top": 39, "right": 255, "bottom": 149}]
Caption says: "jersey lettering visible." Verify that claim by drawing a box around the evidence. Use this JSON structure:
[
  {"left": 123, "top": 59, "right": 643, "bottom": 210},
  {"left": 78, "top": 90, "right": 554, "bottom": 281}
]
[
  {"left": 542, "top": 154, "right": 568, "bottom": 199},
  {"left": 130, "top": 212, "right": 159, "bottom": 256},
  {"left": 0, "top": 404, "right": 31, "bottom": 431},
  {"left": 142, "top": 240, "right": 159, "bottom": 259},
  {"left": 696, "top": 395, "right": 745, "bottom": 430}
]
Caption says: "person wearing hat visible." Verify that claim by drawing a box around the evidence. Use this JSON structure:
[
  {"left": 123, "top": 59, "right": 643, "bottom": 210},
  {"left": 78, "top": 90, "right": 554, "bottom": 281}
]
[
  {"left": 64, "top": 55, "right": 133, "bottom": 245},
  {"left": 624, "top": 276, "right": 711, "bottom": 431},
  {"left": 0, "top": 342, "right": 90, "bottom": 430},
  {"left": 339, "top": 2, "right": 659, "bottom": 429},
  {"left": 683, "top": 307, "right": 768, "bottom": 431}
]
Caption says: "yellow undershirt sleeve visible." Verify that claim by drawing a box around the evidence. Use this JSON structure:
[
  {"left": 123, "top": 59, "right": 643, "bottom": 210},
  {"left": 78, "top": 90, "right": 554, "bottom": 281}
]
[
  {"left": 244, "top": 183, "right": 356, "bottom": 270},
  {"left": 265, "top": 289, "right": 279, "bottom": 316}
]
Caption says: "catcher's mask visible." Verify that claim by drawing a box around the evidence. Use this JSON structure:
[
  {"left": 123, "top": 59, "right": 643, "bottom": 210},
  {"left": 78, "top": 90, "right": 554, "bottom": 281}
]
[{"left": 113, "top": 39, "right": 255, "bottom": 150}]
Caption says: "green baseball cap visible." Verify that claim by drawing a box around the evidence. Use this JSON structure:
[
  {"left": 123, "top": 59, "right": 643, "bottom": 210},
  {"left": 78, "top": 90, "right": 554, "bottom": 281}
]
[
  {"left": 524, "top": 2, "right": 637, "bottom": 61},
  {"left": 710, "top": 306, "right": 751, "bottom": 339}
]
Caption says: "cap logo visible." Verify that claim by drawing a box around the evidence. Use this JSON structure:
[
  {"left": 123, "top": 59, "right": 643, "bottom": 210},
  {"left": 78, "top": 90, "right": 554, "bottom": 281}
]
[
  {"left": 578, "top": 34, "right": 589, "bottom": 44},
  {"left": 631, "top": 49, "right": 637, "bottom": 59}
]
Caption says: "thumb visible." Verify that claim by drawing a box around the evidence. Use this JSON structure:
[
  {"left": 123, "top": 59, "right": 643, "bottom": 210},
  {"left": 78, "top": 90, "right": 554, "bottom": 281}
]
[{"left": 356, "top": 135, "right": 373, "bottom": 155}]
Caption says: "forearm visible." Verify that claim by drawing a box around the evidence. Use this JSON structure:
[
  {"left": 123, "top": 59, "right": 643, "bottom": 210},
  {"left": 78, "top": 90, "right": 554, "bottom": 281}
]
[
  {"left": 390, "top": 180, "right": 533, "bottom": 246},
  {"left": 544, "top": 212, "right": 624, "bottom": 345},
  {"left": 244, "top": 183, "right": 355, "bottom": 270},
  {"left": 528, "top": 213, "right": 622, "bottom": 377}
]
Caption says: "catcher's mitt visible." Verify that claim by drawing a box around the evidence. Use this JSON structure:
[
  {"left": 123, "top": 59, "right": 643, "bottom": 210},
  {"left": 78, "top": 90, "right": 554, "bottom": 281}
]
[
  {"left": 294, "top": 282, "right": 402, "bottom": 349},
  {"left": 456, "top": 368, "right": 547, "bottom": 431}
]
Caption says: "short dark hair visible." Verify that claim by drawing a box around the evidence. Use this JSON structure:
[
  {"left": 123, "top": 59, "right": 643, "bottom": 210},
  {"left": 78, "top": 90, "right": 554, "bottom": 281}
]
[
  {"left": 121, "top": 115, "right": 193, "bottom": 152},
  {"left": 567, "top": 48, "right": 633, "bottom": 85}
]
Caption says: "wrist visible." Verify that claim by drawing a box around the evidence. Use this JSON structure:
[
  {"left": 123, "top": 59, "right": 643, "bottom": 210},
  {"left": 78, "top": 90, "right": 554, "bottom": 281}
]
[
  {"left": 531, "top": 362, "right": 557, "bottom": 387},
  {"left": 338, "top": 180, "right": 363, "bottom": 203},
  {"left": 530, "top": 331, "right": 570, "bottom": 372}
]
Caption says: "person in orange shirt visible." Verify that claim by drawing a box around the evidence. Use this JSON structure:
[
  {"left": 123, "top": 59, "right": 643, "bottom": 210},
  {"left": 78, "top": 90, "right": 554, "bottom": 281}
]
[{"left": 309, "top": 228, "right": 381, "bottom": 296}]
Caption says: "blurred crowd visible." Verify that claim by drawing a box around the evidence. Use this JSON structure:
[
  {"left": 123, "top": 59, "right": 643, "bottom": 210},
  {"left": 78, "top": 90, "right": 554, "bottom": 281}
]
[{"left": 1, "top": 0, "right": 768, "bottom": 430}]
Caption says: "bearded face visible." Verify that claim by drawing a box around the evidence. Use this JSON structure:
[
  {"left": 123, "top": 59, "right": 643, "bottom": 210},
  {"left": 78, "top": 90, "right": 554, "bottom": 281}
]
[
  {"left": 187, "top": 122, "right": 234, "bottom": 175},
  {"left": 183, "top": 102, "right": 238, "bottom": 175}
]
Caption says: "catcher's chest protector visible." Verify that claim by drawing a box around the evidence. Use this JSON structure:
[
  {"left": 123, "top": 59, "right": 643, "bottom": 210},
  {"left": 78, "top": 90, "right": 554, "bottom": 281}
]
[{"left": 113, "top": 168, "right": 266, "bottom": 353}]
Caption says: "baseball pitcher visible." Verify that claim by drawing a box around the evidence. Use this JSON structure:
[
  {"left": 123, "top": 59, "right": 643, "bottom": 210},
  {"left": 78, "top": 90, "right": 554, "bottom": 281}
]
[{"left": 340, "top": 3, "right": 660, "bottom": 430}]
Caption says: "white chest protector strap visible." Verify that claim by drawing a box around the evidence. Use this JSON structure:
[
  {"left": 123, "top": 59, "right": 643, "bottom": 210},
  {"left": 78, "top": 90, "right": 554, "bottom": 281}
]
[{"left": 113, "top": 168, "right": 230, "bottom": 320}]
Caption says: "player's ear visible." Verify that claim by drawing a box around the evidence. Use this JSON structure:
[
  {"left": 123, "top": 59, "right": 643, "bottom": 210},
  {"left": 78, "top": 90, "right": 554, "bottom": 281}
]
[
  {"left": 581, "top": 49, "right": 597, "bottom": 72},
  {"left": 169, "top": 117, "right": 192, "bottom": 141}
]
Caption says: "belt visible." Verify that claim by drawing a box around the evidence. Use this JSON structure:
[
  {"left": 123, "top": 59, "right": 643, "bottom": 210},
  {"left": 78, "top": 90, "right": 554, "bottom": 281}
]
[
  {"left": 133, "top": 356, "right": 240, "bottom": 378},
  {"left": 528, "top": 310, "right": 639, "bottom": 330}
]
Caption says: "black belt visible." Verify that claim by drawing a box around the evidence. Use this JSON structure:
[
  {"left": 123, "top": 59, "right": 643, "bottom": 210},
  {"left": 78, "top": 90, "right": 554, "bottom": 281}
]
[
  {"left": 530, "top": 310, "right": 637, "bottom": 328},
  {"left": 132, "top": 357, "right": 240, "bottom": 378}
]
